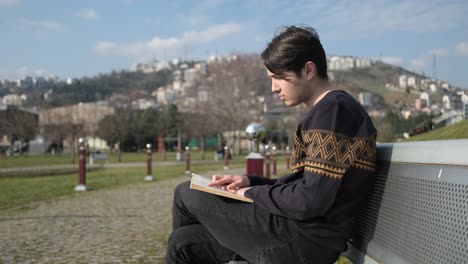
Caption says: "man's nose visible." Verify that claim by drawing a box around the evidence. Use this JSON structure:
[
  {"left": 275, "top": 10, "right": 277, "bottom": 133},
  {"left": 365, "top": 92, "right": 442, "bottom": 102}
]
[{"left": 271, "top": 79, "right": 280, "bottom": 93}]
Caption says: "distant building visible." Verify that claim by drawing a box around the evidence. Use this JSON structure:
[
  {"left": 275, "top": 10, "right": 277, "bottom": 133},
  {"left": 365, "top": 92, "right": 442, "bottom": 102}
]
[
  {"left": 155, "top": 87, "right": 167, "bottom": 105},
  {"left": 2, "top": 94, "right": 23, "bottom": 107},
  {"left": 407, "top": 76, "right": 416, "bottom": 88},
  {"left": 441, "top": 94, "right": 463, "bottom": 111},
  {"left": 464, "top": 102, "right": 468, "bottom": 120},
  {"left": 415, "top": 98, "right": 425, "bottom": 110},
  {"left": 442, "top": 95, "right": 451, "bottom": 109},
  {"left": 20, "top": 76, "right": 34, "bottom": 89},
  {"left": 429, "top": 83, "right": 438, "bottom": 93},
  {"left": 420, "top": 92, "right": 431, "bottom": 107},
  {"left": 358, "top": 92, "right": 374, "bottom": 108},
  {"left": 327, "top": 55, "right": 372, "bottom": 71},
  {"left": 173, "top": 80, "right": 182, "bottom": 91},
  {"left": 399, "top": 75, "right": 423, "bottom": 90},
  {"left": 401, "top": 110, "right": 412, "bottom": 119},
  {"left": 35, "top": 76, "right": 48, "bottom": 89},
  {"left": 441, "top": 82, "right": 450, "bottom": 90},
  {"left": 461, "top": 93, "right": 468, "bottom": 103},
  {"left": 399, "top": 75, "right": 407, "bottom": 89},
  {"left": 131, "top": 59, "right": 171, "bottom": 73},
  {"left": 198, "top": 90, "right": 208, "bottom": 102},
  {"left": 184, "top": 68, "right": 199, "bottom": 84},
  {"left": 131, "top": 98, "right": 157, "bottom": 110},
  {"left": 194, "top": 62, "right": 207, "bottom": 75},
  {"left": 39, "top": 103, "right": 115, "bottom": 136},
  {"left": 155, "top": 86, "right": 177, "bottom": 105}
]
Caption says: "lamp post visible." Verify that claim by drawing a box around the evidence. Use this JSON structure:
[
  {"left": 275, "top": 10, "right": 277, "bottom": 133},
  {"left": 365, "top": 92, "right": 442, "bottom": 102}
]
[
  {"left": 245, "top": 123, "right": 265, "bottom": 177},
  {"left": 272, "top": 146, "right": 277, "bottom": 176},
  {"left": 286, "top": 146, "right": 291, "bottom": 169},
  {"left": 144, "top": 143, "right": 153, "bottom": 182},
  {"left": 74, "top": 138, "right": 89, "bottom": 191},
  {"left": 224, "top": 145, "right": 229, "bottom": 170},
  {"left": 158, "top": 134, "right": 166, "bottom": 161},
  {"left": 185, "top": 146, "right": 191, "bottom": 176},
  {"left": 265, "top": 145, "right": 271, "bottom": 178}
]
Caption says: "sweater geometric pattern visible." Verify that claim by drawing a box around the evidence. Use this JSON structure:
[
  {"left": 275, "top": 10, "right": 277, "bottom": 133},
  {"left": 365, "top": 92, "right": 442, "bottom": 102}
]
[{"left": 292, "top": 129, "right": 376, "bottom": 178}]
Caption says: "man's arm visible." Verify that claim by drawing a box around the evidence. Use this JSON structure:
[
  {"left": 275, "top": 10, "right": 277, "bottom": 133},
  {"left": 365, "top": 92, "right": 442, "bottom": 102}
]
[
  {"left": 244, "top": 94, "right": 375, "bottom": 221},
  {"left": 244, "top": 167, "right": 303, "bottom": 186},
  {"left": 244, "top": 145, "right": 350, "bottom": 221}
]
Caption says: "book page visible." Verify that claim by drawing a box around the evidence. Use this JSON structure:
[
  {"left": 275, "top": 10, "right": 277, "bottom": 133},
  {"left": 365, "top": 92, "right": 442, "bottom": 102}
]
[
  {"left": 190, "top": 173, "right": 254, "bottom": 203},
  {"left": 190, "top": 173, "right": 214, "bottom": 187}
]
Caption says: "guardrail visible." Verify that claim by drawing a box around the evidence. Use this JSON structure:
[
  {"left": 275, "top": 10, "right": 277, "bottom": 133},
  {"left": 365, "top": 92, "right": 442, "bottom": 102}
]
[{"left": 343, "top": 139, "right": 468, "bottom": 263}]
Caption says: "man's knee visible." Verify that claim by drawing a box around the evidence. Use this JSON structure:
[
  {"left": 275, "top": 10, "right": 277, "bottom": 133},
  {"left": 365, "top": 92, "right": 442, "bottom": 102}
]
[
  {"left": 167, "top": 225, "right": 234, "bottom": 264},
  {"left": 175, "top": 181, "right": 190, "bottom": 195},
  {"left": 167, "top": 227, "right": 183, "bottom": 262},
  {"left": 174, "top": 180, "right": 213, "bottom": 207},
  {"left": 167, "top": 225, "right": 207, "bottom": 264},
  {"left": 174, "top": 181, "right": 190, "bottom": 203}
]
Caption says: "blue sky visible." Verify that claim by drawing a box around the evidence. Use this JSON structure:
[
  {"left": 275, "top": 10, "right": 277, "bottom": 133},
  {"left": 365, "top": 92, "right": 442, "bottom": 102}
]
[{"left": 1, "top": 0, "right": 468, "bottom": 88}]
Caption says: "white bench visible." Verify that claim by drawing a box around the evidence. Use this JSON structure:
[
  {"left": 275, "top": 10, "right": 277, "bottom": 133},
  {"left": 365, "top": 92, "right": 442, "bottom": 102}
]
[
  {"left": 343, "top": 139, "right": 468, "bottom": 263},
  {"left": 89, "top": 152, "right": 108, "bottom": 165}
]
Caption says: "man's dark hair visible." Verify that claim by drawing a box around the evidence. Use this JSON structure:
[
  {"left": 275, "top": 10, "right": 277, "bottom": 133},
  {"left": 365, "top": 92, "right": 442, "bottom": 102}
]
[{"left": 261, "top": 25, "right": 328, "bottom": 79}]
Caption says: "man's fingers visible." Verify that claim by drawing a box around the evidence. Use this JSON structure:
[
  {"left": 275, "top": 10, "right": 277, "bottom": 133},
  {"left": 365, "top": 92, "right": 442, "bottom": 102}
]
[
  {"left": 208, "top": 175, "right": 232, "bottom": 187},
  {"left": 227, "top": 180, "right": 243, "bottom": 190},
  {"left": 212, "top": 175, "right": 222, "bottom": 181}
]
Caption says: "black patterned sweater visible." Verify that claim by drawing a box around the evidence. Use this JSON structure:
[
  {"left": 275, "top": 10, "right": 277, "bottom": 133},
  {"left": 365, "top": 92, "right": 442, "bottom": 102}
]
[{"left": 244, "top": 90, "right": 377, "bottom": 252}]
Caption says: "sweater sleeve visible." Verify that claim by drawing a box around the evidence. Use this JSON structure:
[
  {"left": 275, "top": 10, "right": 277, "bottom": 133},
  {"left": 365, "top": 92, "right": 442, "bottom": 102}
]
[
  {"left": 247, "top": 176, "right": 277, "bottom": 186},
  {"left": 247, "top": 172, "right": 301, "bottom": 186},
  {"left": 244, "top": 93, "right": 374, "bottom": 221}
]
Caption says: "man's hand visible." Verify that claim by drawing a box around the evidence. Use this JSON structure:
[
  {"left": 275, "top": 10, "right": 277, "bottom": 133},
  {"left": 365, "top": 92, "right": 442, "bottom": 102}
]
[
  {"left": 208, "top": 175, "right": 251, "bottom": 192},
  {"left": 234, "top": 187, "right": 252, "bottom": 196}
]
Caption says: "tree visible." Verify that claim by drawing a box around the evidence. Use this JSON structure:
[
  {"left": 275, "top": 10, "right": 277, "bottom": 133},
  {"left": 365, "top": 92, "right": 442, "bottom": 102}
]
[
  {"left": 187, "top": 54, "right": 271, "bottom": 154},
  {"left": 98, "top": 106, "right": 182, "bottom": 160},
  {"left": 98, "top": 108, "right": 131, "bottom": 162},
  {"left": 0, "top": 106, "right": 38, "bottom": 155}
]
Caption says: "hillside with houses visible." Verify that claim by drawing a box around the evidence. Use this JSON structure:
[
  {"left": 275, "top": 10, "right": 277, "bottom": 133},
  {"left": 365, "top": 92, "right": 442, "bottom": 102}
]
[{"left": 1, "top": 54, "right": 467, "bottom": 155}]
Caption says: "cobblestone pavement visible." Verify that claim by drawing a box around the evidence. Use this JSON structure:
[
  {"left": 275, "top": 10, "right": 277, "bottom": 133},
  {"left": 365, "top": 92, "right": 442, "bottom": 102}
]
[{"left": 0, "top": 168, "right": 246, "bottom": 264}]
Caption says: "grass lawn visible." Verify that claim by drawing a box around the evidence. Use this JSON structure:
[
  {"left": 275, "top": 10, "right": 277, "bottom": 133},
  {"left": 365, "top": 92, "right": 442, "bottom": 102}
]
[
  {"left": 0, "top": 150, "right": 246, "bottom": 169},
  {"left": 0, "top": 155, "right": 291, "bottom": 212},
  {"left": 405, "top": 120, "right": 468, "bottom": 141}
]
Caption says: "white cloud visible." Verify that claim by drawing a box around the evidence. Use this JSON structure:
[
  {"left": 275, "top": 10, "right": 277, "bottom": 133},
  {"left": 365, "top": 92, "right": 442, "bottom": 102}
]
[
  {"left": 430, "top": 48, "right": 448, "bottom": 57},
  {"left": 310, "top": 0, "right": 468, "bottom": 39},
  {"left": 77, "top": 8, "right": 97, "bottom": 20},
  {"left": 409, "top": 59, "right": 426, "bottom": 70},
  {"left": 0, "top": 67, "right": 52, "bottom": 80},
  {"left": 34, "top": 69, "right": 48, "bottom": 76},
  {"left": 16, "top": 18, "right": 67, "bottom": 32},
  {"left": 16, "top": 66, "right": 28, "bottom": 77},
  {"left": 94, "top": 23, "right": 241, "bottom": 59},
  {"left": 183, "top": 23, "right": 240, "bottom": 42},
  {"left": 456, "top": 42, "right": 468, "bottom": 56},
  {"left": 0, "top": 0, "right": 20, "bottom": 6},
  {"left": 200, "top": 0, "right": 224, "bottom": 8},
  {"left": 255, "top": 35, "right": 267, "bottom": 42},
  {"left": 381, "top": 56, "right": 405, "bottom": 66},
  {"left": 185, "top": 14, "right": 210, "bottom": 27}
]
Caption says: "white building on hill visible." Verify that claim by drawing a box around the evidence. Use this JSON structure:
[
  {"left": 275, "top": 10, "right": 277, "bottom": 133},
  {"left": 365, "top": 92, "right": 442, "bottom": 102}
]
[{"left": 327, "top": 56, "right": 372, "bottom": 71}]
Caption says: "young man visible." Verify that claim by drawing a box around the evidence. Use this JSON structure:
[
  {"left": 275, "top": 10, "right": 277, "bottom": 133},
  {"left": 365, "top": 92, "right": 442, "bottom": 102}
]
[{"left": 167, "top": 25, "right": 377, "bottom": 264}]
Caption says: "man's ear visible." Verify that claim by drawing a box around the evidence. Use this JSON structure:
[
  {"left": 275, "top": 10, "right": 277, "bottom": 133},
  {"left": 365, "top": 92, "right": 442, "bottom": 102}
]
[{"left": 303, "top": 61, "right": 317, "bottom": 80}]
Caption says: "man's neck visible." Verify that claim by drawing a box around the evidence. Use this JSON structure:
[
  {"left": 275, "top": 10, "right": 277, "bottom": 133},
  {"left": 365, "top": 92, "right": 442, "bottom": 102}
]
[{"left": 304, "top": 78, "right": 334, "bottom": 108}]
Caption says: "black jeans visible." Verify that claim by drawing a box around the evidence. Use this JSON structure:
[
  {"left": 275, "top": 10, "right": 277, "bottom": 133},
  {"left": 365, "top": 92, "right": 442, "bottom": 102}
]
[{"left": 166, "top": 181, "right": 340, "bottom": 264}]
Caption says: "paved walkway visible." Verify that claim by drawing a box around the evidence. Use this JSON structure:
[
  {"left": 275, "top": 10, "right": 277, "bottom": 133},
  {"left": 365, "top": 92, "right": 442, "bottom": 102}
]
[{"left": 0, "top": 168, "right": 248, "bottom": 264}]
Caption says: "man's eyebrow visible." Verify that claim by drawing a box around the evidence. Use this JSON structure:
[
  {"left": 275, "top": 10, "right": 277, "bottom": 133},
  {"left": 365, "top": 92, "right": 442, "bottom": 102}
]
[{"left": 270, "top": 73, "right": 286, "bottom": 79}]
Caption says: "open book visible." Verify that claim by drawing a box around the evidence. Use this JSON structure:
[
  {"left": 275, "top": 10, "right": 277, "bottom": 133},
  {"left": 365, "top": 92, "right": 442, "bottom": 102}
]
[{"left": 190, "top": 173, "right": 254, "bottom": 203}]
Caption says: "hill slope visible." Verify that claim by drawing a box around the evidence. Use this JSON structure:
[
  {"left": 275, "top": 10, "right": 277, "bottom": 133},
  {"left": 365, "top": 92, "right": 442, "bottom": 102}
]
[{"left": 405, "top": 119, "right": 468, "bottom": 141}]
